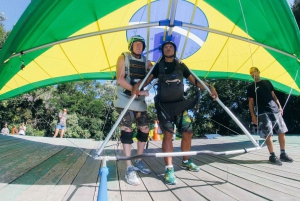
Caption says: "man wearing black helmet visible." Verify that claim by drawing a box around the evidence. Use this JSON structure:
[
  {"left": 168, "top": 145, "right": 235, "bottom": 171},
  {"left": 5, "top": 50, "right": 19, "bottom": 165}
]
[
  {"left": 133, "top": 41, "right": 218, "bottom": 185},
  {"left": 114, "top": 35, "right": 153, "bottom": 186}
]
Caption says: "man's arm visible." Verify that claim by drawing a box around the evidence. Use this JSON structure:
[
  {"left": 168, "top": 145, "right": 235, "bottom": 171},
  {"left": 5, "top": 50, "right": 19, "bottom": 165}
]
[
  {"left": 271, "top": 91, "right": 283, "bottom": 115},
  {"left": 116, "top": 55, "right": 133, "bottom": 91},
  {"left": 186, "top": 74, "right": 218, "bottom": 101},
  {"left": 147, "top": 60, "right": 153, "bottom": 71},
  {"left": 248, "top": 97, "right": 257, "bottom": 125}
]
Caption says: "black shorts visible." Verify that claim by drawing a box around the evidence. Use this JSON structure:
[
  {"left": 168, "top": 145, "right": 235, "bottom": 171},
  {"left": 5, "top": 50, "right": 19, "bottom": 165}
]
[{"left": 115, "top": 108, "right": 149, "bottom": 128}]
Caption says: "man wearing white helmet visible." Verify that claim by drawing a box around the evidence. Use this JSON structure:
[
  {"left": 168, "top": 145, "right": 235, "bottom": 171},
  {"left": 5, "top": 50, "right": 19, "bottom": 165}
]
[
  {"left": 133, "top": 41, "right": 218, "bottom": 185},
  {"left": 114, "top": 35, "right": 153, "bottom": 186}
]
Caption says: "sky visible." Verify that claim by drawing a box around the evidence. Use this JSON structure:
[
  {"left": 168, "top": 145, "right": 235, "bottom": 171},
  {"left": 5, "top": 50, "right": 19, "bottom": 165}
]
[{"left": 0, "top": 0, "right": 296, "bottom": 31}]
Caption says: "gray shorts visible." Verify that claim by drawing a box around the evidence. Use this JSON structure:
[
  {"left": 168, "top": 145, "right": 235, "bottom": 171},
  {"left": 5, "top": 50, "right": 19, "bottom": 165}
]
[
  {"left": 258, "top": 112, "right": 288, "bottom": 138},
  {"left": 115, "top": 108, "right": 149, "bottom": 129}
]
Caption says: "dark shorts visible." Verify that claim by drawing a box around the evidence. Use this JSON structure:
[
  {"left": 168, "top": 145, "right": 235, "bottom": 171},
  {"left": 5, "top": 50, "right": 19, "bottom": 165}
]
[
  {"left": 160, "top": 110, "right": 193, "bottom": 133},
  {"left": 258, "top": 112, "right": 288, "bottom": 138},
  {"left": 115, "top": 108, "right": 149, "bottom": 128}
]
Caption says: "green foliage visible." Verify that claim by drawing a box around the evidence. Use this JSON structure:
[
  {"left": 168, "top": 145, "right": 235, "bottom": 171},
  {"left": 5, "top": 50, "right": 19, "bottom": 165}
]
[
  {"left": 0, "top": 13, "right": 9, "bottom": 49},
  {"left": 0, "top": 80, "right": 117, "bottom": 140},
  {"left": 146, "top": 103, "right": 157, "bottom": 125},
  {"left": 292, "top": 0, "right": 300, "bottom": 28},
  {"left": 25, "top": 124, "right": 46, "bottom": 136},
  {"left": 187, "top": 79, "right": 252, "bottom": 137}
]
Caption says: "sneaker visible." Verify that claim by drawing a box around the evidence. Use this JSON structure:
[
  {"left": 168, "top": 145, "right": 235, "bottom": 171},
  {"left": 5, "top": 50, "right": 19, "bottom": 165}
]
[
  {"left": 134, "top": 160, "right": 151, "bottom": 174},
  {"left": 269, "top": 155, "right": 282, "bottom": 166},
  {"left": 125, "top": 166, "right": 140, "bottom": 186},
  {"left": 165, "top": 167, "right": 177, "bottom": 185},
  {"left": 181, "top": 159, "right": 200, "bottom": 172},
  {"left": 280, "top": 153, "right": 294, "bottom": 162}
]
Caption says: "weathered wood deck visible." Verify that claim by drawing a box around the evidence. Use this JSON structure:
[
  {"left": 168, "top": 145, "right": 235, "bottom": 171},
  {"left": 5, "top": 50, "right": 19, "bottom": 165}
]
[{"left": 0, "top": 133, "right": 299, "bottom": 201}]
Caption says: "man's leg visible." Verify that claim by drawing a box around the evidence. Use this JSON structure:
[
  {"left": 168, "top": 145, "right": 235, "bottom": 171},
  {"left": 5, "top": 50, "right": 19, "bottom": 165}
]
[
  {"left": 134, "top": 127, "right": 151, "bottom": 174},
  {"left": 179, "top": 111, "right": 199, "bottom": 172},
  {"left": 266, "top": 135, "right": 282, "bottom": 165},
  {"left": 258, "top": 114, "right": 282, "bottom": 165},
  {"left": 265, "top": 135, "right": 274, "bottom": 153},
  {"left": 136, "top": 125, "right": 150, "bottom": 158},
  {"left": 278, "top": 133, "right": 293, "bottom": 162},
  {"left": 278, "top": 133, "right": 286, "bottom": 150},
  {"left": 120, "top": 128, "right": 141, "bottom": 186},
  {"left": 162, "top": 130, "right": 174, "bottom": 165},
  {"left": 162, "top": 129, "right": 177, "bottom": 185},
  {"left": 181, "top": 130, "right": 193, "bottom": 161},
  {"left": 133, "top": 114, "right": 151, "bottom": 174},
  {"left": 180, "top": 130, "right": 200, "bottom": 172},
  {"left": 120, "top": 128, "right": 134, "bottom": 167}
]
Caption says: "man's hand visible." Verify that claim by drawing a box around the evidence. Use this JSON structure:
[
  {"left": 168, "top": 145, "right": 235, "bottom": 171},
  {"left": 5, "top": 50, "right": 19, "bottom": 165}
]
[
  {"left": 252, "top": 116, "right": 258, "bottom": 125},
  {"left": 139, "top": 90, "right": 149, "bottom": 97},
  {"left": 209, "top": 86, "right": 218, "bottom": 101},
  {"left": 131, "top": 83, "right": 140, "bottom": 97},
  {"left": 279, "top": 108, "right": 283, "bottom": 116}
]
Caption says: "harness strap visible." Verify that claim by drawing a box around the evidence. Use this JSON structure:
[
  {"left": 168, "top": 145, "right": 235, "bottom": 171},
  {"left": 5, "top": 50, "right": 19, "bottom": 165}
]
[
  {"left": 166, "top": 79, "right": 181, "bottom": 84},
  {"left": 123, "top": 52, "right": 147, "bottom": 79}
]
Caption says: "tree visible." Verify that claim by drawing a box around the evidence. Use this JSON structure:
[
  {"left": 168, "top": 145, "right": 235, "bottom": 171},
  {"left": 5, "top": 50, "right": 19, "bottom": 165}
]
[
  {"left": 0, "top": 12, "right": 9, "bottom": 49},
  {"left": 292, "top": 0, "right": 300, "bottom": 28}
]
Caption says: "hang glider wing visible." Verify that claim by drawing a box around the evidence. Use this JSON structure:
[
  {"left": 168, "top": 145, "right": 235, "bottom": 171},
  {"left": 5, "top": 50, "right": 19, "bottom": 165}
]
[{"left": 0, "top": 0, "right": 299, "bottom": 100}]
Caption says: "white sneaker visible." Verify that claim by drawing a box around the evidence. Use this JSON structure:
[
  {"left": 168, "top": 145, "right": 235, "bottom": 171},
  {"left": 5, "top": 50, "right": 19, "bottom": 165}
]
[
  {"left": 125, "top": 166, "right": 140, "bottom": 186},
  {"left": 134, "top": 160, "right": 151, "bottom": 174}
]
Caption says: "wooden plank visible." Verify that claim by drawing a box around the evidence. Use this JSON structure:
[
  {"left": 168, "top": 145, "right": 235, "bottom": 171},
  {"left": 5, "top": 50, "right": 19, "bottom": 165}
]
[
  {"left": 196, "top": 154, "right": 300, "bottom": 199},
  {"left": 44, "top": 142, "right": 96, "bottom": 201},
  {"left": 14, "top": 140, "right": 95, "bottom": 201},
  {"left": 62, "top": 143, "right": 101, "bottom": 201},
  {"left": 0, "top": 143, "right": 66, "bottom": 190},
  {"left": 190, "top": 137, "right": 300, "bottom": 179},
  {"left": 102, "top": 141, "right": 122, "bottom": 201},
  {"left": 114, "top": 142, "right": 153, "bottom": 201},
  {"left": 146, "top": 141, "right": 217, "bottom": 201},
  {"left": 175, "top": 137, "right": 300, "bottom": 200},
  {"left": 132, "top": 142, "right": 181, "bottom": 201},
  {"left": 149, "top": 140, "right": 265, "bottom": 201},
  {"left": 0, "top": 145, "right": 83, "bottom": 201}
]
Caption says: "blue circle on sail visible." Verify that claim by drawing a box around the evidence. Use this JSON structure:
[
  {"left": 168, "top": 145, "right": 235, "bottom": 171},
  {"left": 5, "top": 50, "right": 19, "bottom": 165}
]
[{"left": 127, "top": 0, "right": 209, "bottom": 61}]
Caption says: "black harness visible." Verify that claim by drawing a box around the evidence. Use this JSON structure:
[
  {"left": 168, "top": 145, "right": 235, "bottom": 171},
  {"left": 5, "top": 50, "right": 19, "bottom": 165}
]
[
  {"left": 155, "top": 60, "right": 199, "bottom": 129},
  {"left": 123, "top": 53, "right": 146, "bottom": 96}
]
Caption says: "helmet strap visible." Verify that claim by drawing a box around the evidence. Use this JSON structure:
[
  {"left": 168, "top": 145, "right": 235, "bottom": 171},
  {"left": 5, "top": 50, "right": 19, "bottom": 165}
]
[
  {"left": 164, "top": 55, "right": 175, "bottom": 58},
  {"left": 131, "top": 52, "right": 141, "bottom": 59}
]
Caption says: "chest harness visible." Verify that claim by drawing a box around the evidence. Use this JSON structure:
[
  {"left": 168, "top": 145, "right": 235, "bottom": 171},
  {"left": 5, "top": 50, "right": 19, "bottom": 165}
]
[{"left": 122, "top": 52, "right": 147, "bottom": 96}]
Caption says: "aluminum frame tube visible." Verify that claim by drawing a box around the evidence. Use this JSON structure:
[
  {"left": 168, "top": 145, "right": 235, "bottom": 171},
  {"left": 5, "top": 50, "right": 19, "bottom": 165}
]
[
  {"left": 189, "top": 70, "right": 259, "bottom": 147},
  {"left": 182, "top": 22, "right": 297, "bottom": 60},
  {"left": 167, "top": 0, "right": 178, "bottom": 36},
  {"left": 95, "top": 147, "right": 261, "bottom": 161},
  {"left": 9, "top": 22, "right": 159, "bottom": 59}
]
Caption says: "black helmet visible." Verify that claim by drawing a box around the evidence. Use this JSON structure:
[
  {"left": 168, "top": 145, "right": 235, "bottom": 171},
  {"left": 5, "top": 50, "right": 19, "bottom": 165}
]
[
  {"left": 128, "top": 35, "right": 146, "bottom": 52},
  {"left": 161, "top": 41, "right": 177, "bottom": 58}
]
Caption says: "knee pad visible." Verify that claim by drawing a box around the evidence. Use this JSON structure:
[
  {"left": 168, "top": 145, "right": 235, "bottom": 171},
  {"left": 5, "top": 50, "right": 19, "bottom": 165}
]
[
  {"left": 120, "top": 130, "right": 133, "bottom": 144},
  {"left": 136, "top": 130, "right": 149, "bottom": 142}
]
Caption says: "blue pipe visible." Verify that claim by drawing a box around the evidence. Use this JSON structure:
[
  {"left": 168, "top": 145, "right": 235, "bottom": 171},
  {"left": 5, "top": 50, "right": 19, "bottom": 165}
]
[{"left": 98, "top": 166, "right": 109, "bottom": 201}]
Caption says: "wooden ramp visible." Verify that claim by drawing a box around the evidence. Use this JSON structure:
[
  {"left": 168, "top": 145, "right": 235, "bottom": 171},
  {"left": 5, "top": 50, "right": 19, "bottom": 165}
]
[{"left": 0, "top": 134, "right": 300, "bottom": 201}]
